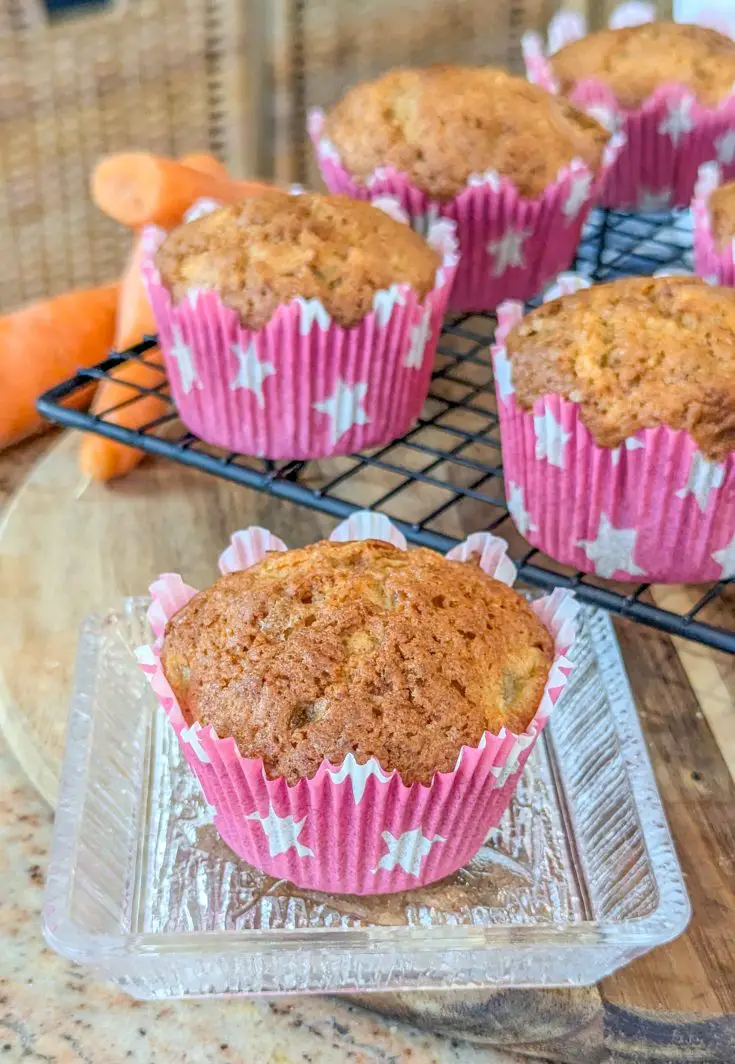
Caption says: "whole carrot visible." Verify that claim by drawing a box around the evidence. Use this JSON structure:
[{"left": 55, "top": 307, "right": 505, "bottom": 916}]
[
  {"left": 91, "top": 152, "right": 272, "bottom": 228},
  {"left": 0, "top": 284, "right": 118, "bottom": 449},
  {"left": 78, "top": 345, "right": 170, "bottom": 481},
  {"left": 178, "top": 152, "right": 229, "bottom": 180}
]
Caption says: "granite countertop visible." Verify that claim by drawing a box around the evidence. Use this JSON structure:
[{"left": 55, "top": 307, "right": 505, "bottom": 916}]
[{"left": 0, "top": 729, "right": 525, "bottom": 1064}]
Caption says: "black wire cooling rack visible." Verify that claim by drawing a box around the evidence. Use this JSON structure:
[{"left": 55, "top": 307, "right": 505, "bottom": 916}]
[{"left": 37, "top": 207, "right": 735, "bottom": 653}]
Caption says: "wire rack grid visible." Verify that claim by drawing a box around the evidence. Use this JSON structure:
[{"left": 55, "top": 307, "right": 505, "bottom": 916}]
[{"left": 36, "top": 207, "right": 735, "bottom": 653}]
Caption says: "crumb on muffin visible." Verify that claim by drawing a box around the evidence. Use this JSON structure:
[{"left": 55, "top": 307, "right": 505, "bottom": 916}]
[
  {"left": 708, "top": 181, "right": 735, "bottom": 251},
  {"left": 551, "top": 23, "right": 735, "bottom": 109},
  {"left": 506, "top": 275, "right": 735, "bottom": 460},
  {"left": 322, "top": 65, "right": 609, "bottom": 199},
  {"left": 160, "top": 539, "right": 554, "bottom": 786},
  {"left": 154, "top": 191, "right": 440, "bottom": 330}
]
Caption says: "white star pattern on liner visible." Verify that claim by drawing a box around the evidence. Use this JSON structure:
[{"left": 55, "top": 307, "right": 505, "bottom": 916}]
[
  {"left": 534, "top": 405, "right": 571, "bottom": 468},
  {"left": 328, "top": 754, "right": 393, "bottom": 804},
  {"left": 712, "top": 533, "right": 735, "bottom": 578},
  {"left": 576, "top": 512, "right": 645, "bottom": 579},
  {"left": 490, "top": 731, "right": 536, "bottom": 787},
  {"left": 562, "top": 171, "right": 593, "bottom": 219},
  {"left": 372, "top": 828, "right": 446, "bottom": 876},
  {"left": 372, "top": 283, "right": 406, "bottom": 327},
  {"left": 187, "top": 289, "right": 201, "bottom": 309},
  {"left": 229, "top": 341, "right": 276, "bottom": 407},
  {"left": 507, "top": 482, "right": 537, "bottom": 537},
  {"left": 488, "top": 227, "right": 530, "bottom": 277},
  {"left": 638, "top": 186, "right": 673, "bottom": 212},
  {"left": 313, "top": 379, "right": 370, "bottom": 444},
  {"left": 169, "top": 326, "right": 201, "bottom": 395},
  {"left": 657, "top": 97, "right": 695, "bottom": 146},
  {"left": 716, "top": 130, "right": 735, "bottom": 166},
  {"left": 610, "top": 437, "right": 644, "bottom": 467},
  {"left": 404, "top": 306, "right": 432, "bottom": 369},
  {"left": 492, "top": 347, "right": 515, "bottom": 403},
  {"left": 295, "top": 297, "right": 331, "bottom": 335},
  {"left": 675, "top": 452, "right": 726, "bottom": 513},
  {"left": 180, "top": 724, "right": 211, "bottom": 763},
  {"left": 246, "top": 806, "right": 314, "bottom": 858}
]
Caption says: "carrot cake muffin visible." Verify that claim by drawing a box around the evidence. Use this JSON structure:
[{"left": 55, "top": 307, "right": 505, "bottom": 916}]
[
  {"left": 321, "top": 64, "right": 610, "bottom": 199},
  {"left": 551, "top": 22, "right": 735, "bottom": 110},
  {"left": 506, "top": 275, "right": 735, "bottom": 460},
  {"left": 154, "top": 190, "right": 440, "bottom": 329},
  {"left": 160, "top": 539, "right": 554, "bottom": 785}
]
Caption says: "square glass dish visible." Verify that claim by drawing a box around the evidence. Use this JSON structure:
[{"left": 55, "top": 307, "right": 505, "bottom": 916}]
[{"left": 43, "top": 599, "right": 690, "bottom": 998}]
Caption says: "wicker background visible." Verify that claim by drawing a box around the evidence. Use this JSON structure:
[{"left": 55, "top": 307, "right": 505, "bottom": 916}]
[{"left": 0, "top": 0, "right": 673, "bottom": 311}]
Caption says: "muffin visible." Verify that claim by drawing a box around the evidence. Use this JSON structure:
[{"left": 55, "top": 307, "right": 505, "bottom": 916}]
[
  {"left": 525, "top": 21, "right": 735, "bottom": 209},
  {"left": 138, "top": 514, "right": 577, "bottom": 894},
  {"left": 494, "top": 274, "right": 735, "bottom": 582},
  {"left": 161, "top": 539, "right": 554, "bottom": 786},
  {"left": 142, "top": 190, "right": 458, "bottom": 460},
  {"left": 693, "top": 162, "right": 735, "bottom": 287},
  {"left": 309, "top": 65, "right": 616, "bottom": 312}
]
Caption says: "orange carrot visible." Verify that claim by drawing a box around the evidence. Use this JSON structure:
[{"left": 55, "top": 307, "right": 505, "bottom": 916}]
[
  {"left": 114, "top": 234, "right": 156, "bottom": 351},
  {"left": 91, "top": 152, "right": 272, "bottom": 228},
  {"left": 0, "top": 284, "right": 118, "bottom": 449},
  {"left": 78, "top": 346, "right": 170, "bottom": 481},
  {"left": 178, "top": 152, "right": 230, "bottom": 180}
]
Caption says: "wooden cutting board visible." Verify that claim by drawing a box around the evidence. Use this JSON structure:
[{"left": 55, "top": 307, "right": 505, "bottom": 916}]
[{"left": 1, "top": 431, "right": 733, "bottom": 1062}]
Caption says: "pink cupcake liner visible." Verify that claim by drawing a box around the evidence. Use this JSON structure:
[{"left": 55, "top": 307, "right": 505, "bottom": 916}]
[
  {"left": 308, "top": 110, "right": 623, "bottom": 313},
  {"left": 493, "top": 284, "right": 735, "bottom": 583},
  {"left": 136, "top": 513, "right": 577, "bottom": 895},
  {"left": 523, "top": 28, "right": 735, "bottom": 209},
  {"left": 692, "top": 161, "right": 735, "bottom": 286},
  {"left": 140, "top": 208, "right": 458, "bottom": 461}
]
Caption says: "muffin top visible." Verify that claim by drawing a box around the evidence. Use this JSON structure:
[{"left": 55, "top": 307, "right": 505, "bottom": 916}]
[
  {"left": 708, "top": 181, "right": 735, "bottom": 250},
  {"left": 551, "top": 23, "right": 735, "bottom": 109},
  {"left": 154, "top": 191, "right": 440, "bottom": 330},
  {"left": 322, "top": 65, "right": 609, "bottom": 199},
  {"left": 161, "top": 539, "right": 554, "bottom": 786},
  {"left": 506, "top": 276, "right": 735, "bottom": 460}
]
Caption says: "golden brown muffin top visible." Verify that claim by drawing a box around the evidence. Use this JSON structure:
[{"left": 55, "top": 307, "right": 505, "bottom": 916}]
[
  {"left": 322, "top": 65, "right": 609, "bottom": 199},
  {"left": 155, "top": 191, "right": 440, "bottom": 330},
  {"left": 709, "top": 181, "right": 735, "bottom": 251},
  {"left": 551, "top": 23, "right": 735, "bottom": 109},
  {"left": 161, "top": 539, "right": 554, "bottom": 786},
  {"left": 506, "top": 276, "right": 735, "bottom": 460}
]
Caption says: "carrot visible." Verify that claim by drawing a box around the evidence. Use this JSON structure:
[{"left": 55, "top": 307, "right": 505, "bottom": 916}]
[
  {"left": 0, "top": 284, "right": 118, "bottom": 449},
  {"left": 91, "top": 152, "right": 272, "bottom": 228},
  {"left": 78, "top": 345, "right": 170, "bottom": 481},
  {"left": 114, "top": 234, "right": 156, "bottom": 351},
  {"left": 178, "top": 152, "right": 230, "bottom": 180}
]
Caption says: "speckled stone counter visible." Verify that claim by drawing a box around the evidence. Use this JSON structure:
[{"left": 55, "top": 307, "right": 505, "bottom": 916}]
[{"left": 0, "top": 730, "right": 523, "bottom": 1064}]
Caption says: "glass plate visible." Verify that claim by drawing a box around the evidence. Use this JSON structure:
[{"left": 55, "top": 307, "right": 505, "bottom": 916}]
[{"left": 43, "top": 599, "right": 690, "bottom": 998}]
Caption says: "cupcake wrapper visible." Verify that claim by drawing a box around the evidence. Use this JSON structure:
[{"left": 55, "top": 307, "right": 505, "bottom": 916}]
[
  {"left": 692, "top": 162, "right": 735, "bottom": 286},
  {"left": 523, "top": 32, "right": 735, "bottom": 209},
  {"left": 308, "top": 110, "right": 623, "bottom": 313},
  {"left": 136, "top": 512, "right": 577, "bottom": 895},
  {"left": 494, "top": 283, "right": 735, "bottom": 583},
  {"left": 141, "top": 217, "right": 458, "bottom": 461}
]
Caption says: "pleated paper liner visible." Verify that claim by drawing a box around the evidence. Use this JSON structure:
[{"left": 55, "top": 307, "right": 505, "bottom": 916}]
[
  {"left": 693, "top": 161, "right": 735, "bottom": 287},
  {"left": 493, "top": 280, "right": 735, "bottom": 584},
  {"left": 136, "top": 513, "right": 577, "bottom": 895},
  {"left": 140, "top": 205, "right": 458, "bottom": 461},
  {"left": 308, "top": 108, "right": 624, "bottom": 313}
]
